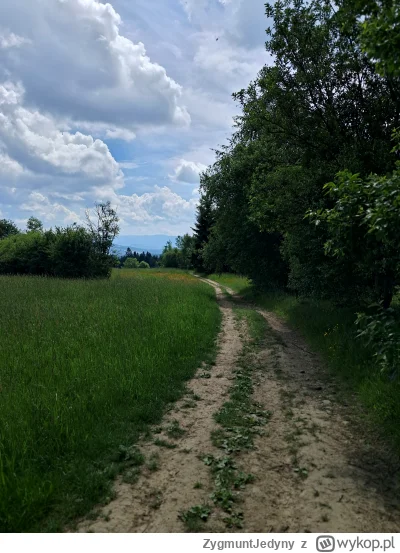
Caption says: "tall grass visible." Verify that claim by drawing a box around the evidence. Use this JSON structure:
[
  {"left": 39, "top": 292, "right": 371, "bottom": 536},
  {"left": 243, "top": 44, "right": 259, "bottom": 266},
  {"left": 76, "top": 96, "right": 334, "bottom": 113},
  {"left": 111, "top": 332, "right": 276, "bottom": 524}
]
[
  {"left": 0, "top": 270, "right": 221, "bottom": 531},
  {"left": 205, "top": 273, "right": 251, "bottom": 294},
  {"left": 207, "top": 274, "right": 400, "bottom": 455}
]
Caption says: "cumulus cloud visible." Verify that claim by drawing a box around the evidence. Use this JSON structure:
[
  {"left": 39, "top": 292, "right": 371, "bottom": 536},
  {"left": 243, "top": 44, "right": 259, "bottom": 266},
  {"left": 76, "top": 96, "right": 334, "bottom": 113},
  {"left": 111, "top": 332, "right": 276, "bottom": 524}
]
[
  {"left": 0, "top": 0, "right": 190, "bottom": 135},
  {"left": 20, "top": 192, "right": 81, "bottom": 224},
  {"left": 0, "top": 81, "right": 124, "bottom": 196},
  {"left": 115, "top": 186, "right": 197, "bottom": 223},
  {"left": 0, "top": 0, "right": 269, "bottom": 235},
  {"left": 171, "top": 159, "right": 207, "bottom": 183}
]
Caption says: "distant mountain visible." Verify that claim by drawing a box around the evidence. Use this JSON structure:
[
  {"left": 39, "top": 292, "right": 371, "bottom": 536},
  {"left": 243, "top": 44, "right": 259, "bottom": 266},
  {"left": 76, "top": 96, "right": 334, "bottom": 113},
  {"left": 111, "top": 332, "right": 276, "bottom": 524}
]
[{"left": 111, "top": 235, "right": 177, "bottom": 256}]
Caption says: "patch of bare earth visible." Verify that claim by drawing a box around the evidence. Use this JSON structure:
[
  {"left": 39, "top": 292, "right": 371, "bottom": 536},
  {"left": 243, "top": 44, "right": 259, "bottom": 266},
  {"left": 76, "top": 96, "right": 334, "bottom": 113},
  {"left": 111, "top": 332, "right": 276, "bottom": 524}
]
[
  {"left": 78, "top": 282, "right": 243, "bottom": 533},
  {"left": 235, "top": 308, "right": 400, "bottom": 533},
  {"left": 78, "top": 280, "right": 400, "bottom": 533}
]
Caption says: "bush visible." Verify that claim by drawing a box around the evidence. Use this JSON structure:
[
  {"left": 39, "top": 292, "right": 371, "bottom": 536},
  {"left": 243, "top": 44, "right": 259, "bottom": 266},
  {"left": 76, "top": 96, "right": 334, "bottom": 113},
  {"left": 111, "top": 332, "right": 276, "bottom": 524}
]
[
  {"left": 356, "top": 307, "right": 400, "bottom": 379},
  {"left": 138, "top": 261, "right": 150, "bottom": 269},
  {"left": 123, "top": 257, "right": 139, "bottom": 269},
  {"left": 0, "top": 225, "right": 112, "bottom": 279}
]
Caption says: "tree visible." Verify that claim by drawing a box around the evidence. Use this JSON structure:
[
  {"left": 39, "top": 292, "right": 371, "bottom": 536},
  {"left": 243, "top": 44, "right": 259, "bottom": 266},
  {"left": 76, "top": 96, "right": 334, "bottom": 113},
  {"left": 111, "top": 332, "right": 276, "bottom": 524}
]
[
  {"left": 86, "top": 201, "right": 120, "bottom": 256},
  {"left": 191, "top": 195, "right": 214, "bottom": 272},
  {"left": 175, "top": 234, "right": 196, "bottom": 269},
  {"left": 0, "top": 224, "right": 112, "bottom": 278},
  {"left": 309, "top": 132, "right": 400, "bottom": 308},
  {"left": 26, "top": 217, "right": 43, "bottom": 233},
  {"left": 0, "top": 219, "right": 19, "bottom": 240},
  {"left": 200, "top": 0, "right": 400, "bottom": 296},
  {"left": 356, "top": 0, "right": 400, "bottom": 77},
  {"left": 123, "top": 257, "right": 139, "bottom": 269},
  {"left": 138, "top": 261, "right": 150, "bottom": 269}
]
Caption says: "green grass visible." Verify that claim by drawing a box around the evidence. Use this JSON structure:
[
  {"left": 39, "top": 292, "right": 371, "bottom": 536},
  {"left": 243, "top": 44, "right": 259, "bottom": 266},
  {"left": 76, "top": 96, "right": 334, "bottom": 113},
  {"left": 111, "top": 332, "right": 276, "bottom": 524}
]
[
  {"left": 0, "top": 269, "right": 221, "bottom": 532},
  {"left": 205, "top": 273, "right": 252, "bottom": 295},
  {"left": 208, "top": 274, "right": 400, "bottom": 456}
]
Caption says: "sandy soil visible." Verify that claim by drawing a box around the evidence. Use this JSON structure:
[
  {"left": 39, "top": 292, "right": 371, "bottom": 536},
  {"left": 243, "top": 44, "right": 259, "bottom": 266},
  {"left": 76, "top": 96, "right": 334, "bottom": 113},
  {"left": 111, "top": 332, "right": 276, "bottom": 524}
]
[{"left": 78, "top": 280, "right": 400, "bottom": 533}]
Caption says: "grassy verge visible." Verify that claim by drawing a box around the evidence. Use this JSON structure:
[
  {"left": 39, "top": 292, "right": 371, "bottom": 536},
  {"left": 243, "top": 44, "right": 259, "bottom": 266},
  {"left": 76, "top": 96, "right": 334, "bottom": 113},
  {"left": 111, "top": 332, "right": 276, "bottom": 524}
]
[
  {"left": 0, "top": 269, "right": 221, "bottom": 532},
  {"left": 206, "top": 274, "right": 400, "bottom": 456},
  {"left": 204, "top": 273, "right": 251, "bottom": 295}
]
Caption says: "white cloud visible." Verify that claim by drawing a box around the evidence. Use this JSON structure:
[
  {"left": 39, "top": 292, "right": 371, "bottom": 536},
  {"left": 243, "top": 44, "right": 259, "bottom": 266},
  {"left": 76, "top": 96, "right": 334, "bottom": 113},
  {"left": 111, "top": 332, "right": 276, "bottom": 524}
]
[
  {"left": 105, "top": 128, "right": 136, "bottom": 141},
  {"left": 119, "top": 161, "right": 139, "bottom": 170},
  {"left": 0, "top": 152, "right": 24, "bottom": 176},
  {"left": 0, "top": 0, "right": 269, "bottom": 236},
  {"left": 115, "top": 185, "right": 198, "bottom": 226},
  {"left": 0, "top": 0, "right": 190, "bottom": 134},
  {"left": 193, "top": 31, "right": 267, "bottom": 92},
  {"left": 171, "top": 159, "right": 207, "bottom": 183},
  {"left": 0, "top": 30, "right": 31, "bottom": 49},
  {"left": 20, "top": 191, "right": 81, "bottom": 224},
  {"left": 179, "top": 0, "right": 209, "bottom": 21},
  {"left": 0, "top": 81, "right": 124, "bottom": 195}
]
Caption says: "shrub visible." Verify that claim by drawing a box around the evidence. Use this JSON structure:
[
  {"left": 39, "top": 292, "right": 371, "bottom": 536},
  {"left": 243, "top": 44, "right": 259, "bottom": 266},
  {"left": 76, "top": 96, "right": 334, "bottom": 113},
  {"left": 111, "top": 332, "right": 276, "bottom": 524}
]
[
  {"left": 0, "top": 225, "right": 112, "bottom": 279},
  {"left": 123, "top": 257, "right": 139, "bottom": 269},
  {"left": 138, "top": 261, "right": 150, "bottom": 269}
]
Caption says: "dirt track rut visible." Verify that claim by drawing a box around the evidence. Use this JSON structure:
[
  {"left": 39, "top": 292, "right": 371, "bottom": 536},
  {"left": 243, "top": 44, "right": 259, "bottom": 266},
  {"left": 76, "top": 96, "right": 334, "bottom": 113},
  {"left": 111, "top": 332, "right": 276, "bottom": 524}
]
[{"left": 78, "top": 279, "right": 400, "bottom": 533}]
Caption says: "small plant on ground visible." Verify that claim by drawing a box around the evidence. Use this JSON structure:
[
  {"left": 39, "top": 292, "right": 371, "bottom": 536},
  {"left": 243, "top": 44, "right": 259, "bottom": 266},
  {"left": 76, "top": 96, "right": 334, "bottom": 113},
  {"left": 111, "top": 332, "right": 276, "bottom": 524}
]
[
  {"left": 147, "top": 453, "right": 160, "bottom": 472},
  {"left": 178, "top": 504, "right": 212, "bottom": 532},
  {"left": 166, "top": 420, "right": 185, "bottom": 439},
  {"left": 154, "top": 438, "right": 177, "bottom": 449}
]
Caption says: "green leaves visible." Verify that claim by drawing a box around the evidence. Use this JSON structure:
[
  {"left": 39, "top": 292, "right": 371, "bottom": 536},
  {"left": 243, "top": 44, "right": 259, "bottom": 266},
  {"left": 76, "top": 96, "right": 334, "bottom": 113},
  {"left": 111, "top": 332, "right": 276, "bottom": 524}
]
[
  {"left": 359, "top": 0, "right": 400, "bottom": 76},
  {"left": 356, "top": 307, "right": 400, "bottom": 377}
]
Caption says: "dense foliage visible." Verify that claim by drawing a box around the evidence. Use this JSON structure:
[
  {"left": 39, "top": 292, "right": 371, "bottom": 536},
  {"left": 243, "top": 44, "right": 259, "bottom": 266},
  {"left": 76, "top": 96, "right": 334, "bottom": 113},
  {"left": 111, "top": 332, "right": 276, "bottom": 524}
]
[
  {"left": 194, "top": 0, "right": 399, "bottom": 300},
  {"left": 192, "top": 0, "right": 400, "bottom": 372},
  {"left": 0, "top": 202, "right": 119, "bottom": 279},
  {"left": 160, "top": 235, "right": 196, "bottom": 269},
  {"left": 119, "top": 248, "right": 159, "bottom": 268}
]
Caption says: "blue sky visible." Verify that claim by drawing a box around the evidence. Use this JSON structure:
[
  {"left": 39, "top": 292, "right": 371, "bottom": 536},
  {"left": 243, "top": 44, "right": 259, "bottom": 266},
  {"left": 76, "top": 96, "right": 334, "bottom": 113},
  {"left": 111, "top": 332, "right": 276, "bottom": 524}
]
[{"left": 0, "top": 0, "right": 271, "bottom": 235}]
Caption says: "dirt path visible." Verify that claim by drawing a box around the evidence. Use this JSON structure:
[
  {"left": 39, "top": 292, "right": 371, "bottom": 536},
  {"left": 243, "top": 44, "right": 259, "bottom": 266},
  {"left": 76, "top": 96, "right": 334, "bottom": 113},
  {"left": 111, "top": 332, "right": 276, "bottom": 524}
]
[{"left": 78, "top": 280, "right": 400, "bottom": 533}]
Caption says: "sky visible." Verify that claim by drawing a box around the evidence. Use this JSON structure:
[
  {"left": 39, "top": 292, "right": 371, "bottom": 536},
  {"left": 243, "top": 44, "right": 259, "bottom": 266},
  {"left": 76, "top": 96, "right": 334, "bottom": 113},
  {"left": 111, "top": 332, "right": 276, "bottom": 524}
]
[{"left": 0, "top": 0, "right": 271, "bottom": 236}]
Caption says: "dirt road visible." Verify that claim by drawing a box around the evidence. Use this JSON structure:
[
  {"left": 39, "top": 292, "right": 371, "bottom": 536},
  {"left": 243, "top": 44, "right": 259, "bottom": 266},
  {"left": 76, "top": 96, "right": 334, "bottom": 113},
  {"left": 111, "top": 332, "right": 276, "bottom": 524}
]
[{"left": 78, "top": 280, "right": 400, "bottom": 533}]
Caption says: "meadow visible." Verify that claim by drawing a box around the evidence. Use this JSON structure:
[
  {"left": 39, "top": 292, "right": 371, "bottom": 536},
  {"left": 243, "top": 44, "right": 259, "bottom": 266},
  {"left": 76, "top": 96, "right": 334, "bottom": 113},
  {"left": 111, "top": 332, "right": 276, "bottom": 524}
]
[
  {"left": 0, "top": 269, "right": 221, "bottom": 531},
  {"left": 207, "top": 273, "right": 400, "bottom": 456}
]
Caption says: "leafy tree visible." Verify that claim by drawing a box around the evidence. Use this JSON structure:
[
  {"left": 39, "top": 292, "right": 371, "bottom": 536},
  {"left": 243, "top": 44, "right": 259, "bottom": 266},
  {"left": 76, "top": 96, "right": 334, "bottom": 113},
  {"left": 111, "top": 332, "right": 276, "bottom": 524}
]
[
  {"left": 123, "top": 257, "right": 139, "bottom": 269},
  {"left": 111, "top": 255, "right": 121, "bottom": 268},
  {"left": 356, "top": 0, "right": 400, "bottom": 77},
  {"left": 309, "top": 131, "right": 400, "bottom": 308},
  {"left": 175, "top": 234, "right": 195, "bottom": 269},
  {"left": 0, "top": 219, "right": 19, "bottom": 240},
  {"left": 26, "top": 217, "right": 43, "bottom": 233},
  {"left": 119, "top": 249, "right": 159, "bottom": 268},
  {"left": 86, "top": 201, "right": 120, "bottom": 256},
  {"left": 200, "top": 0, "right": 400, "bottom": 297},
  {"left": 0, "top": 224, "right": 112, "bottom": 278},
  {"left": 49, "top": 225, "right": 103, "bottom": 278}
]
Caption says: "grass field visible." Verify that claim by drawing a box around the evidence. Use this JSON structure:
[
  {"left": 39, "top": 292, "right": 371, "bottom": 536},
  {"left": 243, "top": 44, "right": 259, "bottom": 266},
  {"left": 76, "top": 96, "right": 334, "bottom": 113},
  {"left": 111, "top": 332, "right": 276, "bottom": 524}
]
[
  {"left": 0, "top": 269, "right": 221, "bottom": 532},
  {"left": 207, "top": 273, "right": 400, "bottom": 455}
]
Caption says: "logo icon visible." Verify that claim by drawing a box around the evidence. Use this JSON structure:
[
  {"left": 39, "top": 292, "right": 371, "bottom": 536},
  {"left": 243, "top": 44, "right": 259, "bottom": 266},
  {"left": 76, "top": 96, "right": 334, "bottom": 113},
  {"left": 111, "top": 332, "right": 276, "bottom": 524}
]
[{"left": 316, "top": 536, "right": 335, "bottom": 552}]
